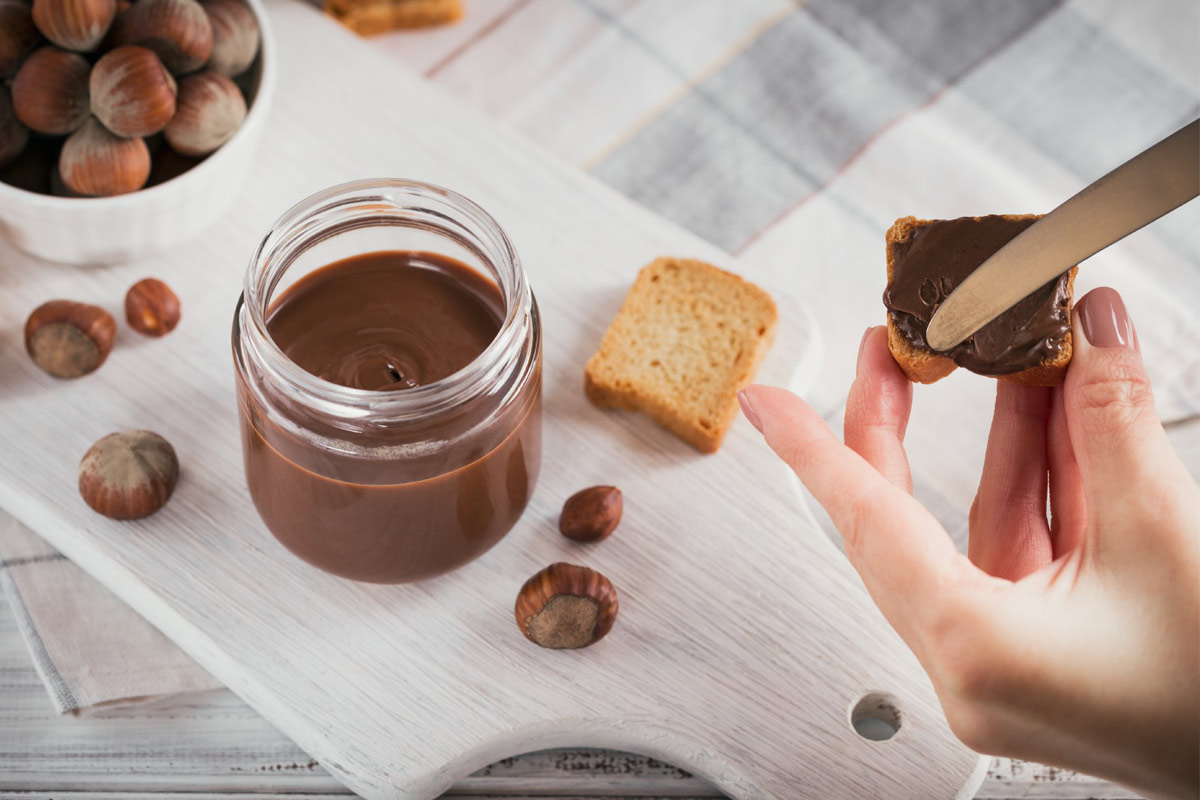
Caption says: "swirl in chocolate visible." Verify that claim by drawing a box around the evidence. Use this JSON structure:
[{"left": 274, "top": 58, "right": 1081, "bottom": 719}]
[
  {"left": 883, "top": 215, "right": 1072, "bottom": 375},
  {"left": 267, "top": 251, "right": 503, "bottom": 391}
]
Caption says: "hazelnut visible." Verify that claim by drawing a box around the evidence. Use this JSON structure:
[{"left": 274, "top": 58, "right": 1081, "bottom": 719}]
[
  {"left": 515, "top": 562, "right": 619, "bottom": 649},
  {"left": 31, "top": 0, "right": 115, "bottom": 52},
  {"left": 109, "top": 0, "right": 212, "bottom": 74},
  {"left": 79, "top": 430, "right": 179, "bottom": 520},
  {"left": 60, "top": 116, "right": 150, "bottom": 196},
  {"left": 201, "top": 0, "right": 257, "bottom": 77},
  {"left": 0, "top": 1, "right": 41, "bottom": 78},
  {"left": 559, "top": 485, "right": 622, "bottom": 542},
  {"left": 24, "top": 299, "right": 116, "bottom": 378},
  {"left": 163, "top": 69, "right": 244, "bottom": 156},
  {"left": 0, "top": 88, "right": 30, "bottom": 170},
  {"left": 10, "top": 46, "right": 90, "bottom": 135},
  {"left": 125, "top": 277, "right": 181, "bottom": 336},
  {"left": 91, "top": 45, "right": 176, "bottom": 138}
]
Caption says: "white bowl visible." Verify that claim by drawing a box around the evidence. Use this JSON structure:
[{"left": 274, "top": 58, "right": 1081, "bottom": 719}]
[{"left": 0, "top": 0, "right": 277, "bottom": 266}]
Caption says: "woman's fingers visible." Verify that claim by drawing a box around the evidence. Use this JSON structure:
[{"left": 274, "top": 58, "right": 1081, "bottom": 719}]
[
  {"left": 969, "top": 382, "right": 1054, "bottom": 579},
  {"left": 1066, "top": 289, "right": 1175, "bottom": 503},
  {"left": 844, "top": 326, "right": 914, "bottom": 493},
  {"left": 1047, "top": 386, "right": 1086, "bottom": 557},
  {"left": 738, "top": 383, "right": 983, "bottom": 643}
]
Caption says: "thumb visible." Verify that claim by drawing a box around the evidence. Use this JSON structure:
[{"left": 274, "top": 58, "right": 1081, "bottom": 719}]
[{"left": 1065, "top": 286, "right": 1173, "bottom": 498}]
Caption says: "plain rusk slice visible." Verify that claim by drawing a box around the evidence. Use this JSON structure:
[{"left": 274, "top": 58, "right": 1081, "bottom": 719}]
[
  {"left": 325, "top": 0, "right": 463, "bottom": 35},
  {"left": 584, "top": 257, "right": 778, "bottom": 454}
]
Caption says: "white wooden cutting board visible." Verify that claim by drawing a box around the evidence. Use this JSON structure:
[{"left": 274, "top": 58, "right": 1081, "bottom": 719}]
[{"left": 0, "top": 1, "right": 985, "bottom": 797}]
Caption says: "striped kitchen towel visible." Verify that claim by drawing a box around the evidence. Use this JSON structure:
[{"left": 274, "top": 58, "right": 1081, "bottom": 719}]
[{"left": 2, "top": 0, "right": 1197, "bottom": 712}]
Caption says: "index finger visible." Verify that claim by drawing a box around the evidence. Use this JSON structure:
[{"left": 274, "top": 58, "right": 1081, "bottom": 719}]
[
  {"left": 739, "top": 383, "right": 985, "bottom": 643},
  {"left": 844, "top": 326, "right": 914, "bottom": 492}
]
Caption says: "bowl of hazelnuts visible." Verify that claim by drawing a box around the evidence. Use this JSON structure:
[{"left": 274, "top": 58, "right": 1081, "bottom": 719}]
[{"left": 0, "top": 0, "right": 275, "bottom": 264}]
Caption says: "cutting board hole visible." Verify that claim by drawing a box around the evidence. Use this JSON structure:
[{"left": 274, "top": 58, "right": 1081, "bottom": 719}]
[{"left": 851, "top": 692, "right": 901, "bottom": 741}]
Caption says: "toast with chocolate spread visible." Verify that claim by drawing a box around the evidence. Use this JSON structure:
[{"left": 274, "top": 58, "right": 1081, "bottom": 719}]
[{"left": 884, "top": 215, "right": 1076, "bottom": 386}]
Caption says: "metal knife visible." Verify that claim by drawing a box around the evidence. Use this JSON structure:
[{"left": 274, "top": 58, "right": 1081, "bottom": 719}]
[{"left": 924, "top": 118, "right": 1199, "bottom": 353}]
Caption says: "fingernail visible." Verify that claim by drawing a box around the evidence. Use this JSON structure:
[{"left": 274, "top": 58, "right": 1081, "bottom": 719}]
[
  {"left": 856, "top": 327, "right": 873, "bottom": 378},
  {"left": 1078, "top": 287, "right": 1134, "bottom": 349},
  {"left": 857, "top": 327, "right": 872, "bottom": 362},
  {"left": 737, "top": 390, "right": 763, "bottom": 433}
]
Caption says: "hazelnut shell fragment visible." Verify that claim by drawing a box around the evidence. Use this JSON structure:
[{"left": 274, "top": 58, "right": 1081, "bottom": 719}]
[
  {"left": 24, "top": 299, "right": 116, "bottom": 378},
  {"left": 125, "top": 277, "right": 181, "bottom": 336},
  {"left": 559, "top": 485, "right": 622, "bottom": 542},
  {"left": 79, "top": 430, "right": 179, "bottom": 519},
  {"left": 515, "top": 562, "right": 618, "bottom": 649}
]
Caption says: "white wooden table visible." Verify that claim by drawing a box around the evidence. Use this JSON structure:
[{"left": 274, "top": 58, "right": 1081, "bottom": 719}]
[
  {"left": 1, "top": 0, "right": 1194, "bottom": 793},
  {"left": 10, "top": 413, "right": 1196, "bottom": 799},
  {"left": 0, "top": 600, "right": 1139, "bottom": 800},
  {"left": 2, "top": 568, "right": 1172, "bottom": 800}
]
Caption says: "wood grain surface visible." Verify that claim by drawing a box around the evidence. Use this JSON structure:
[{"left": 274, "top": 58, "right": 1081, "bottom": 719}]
[
  {"left": 4, "top": 1, "right": 1193, "bottom": 799},
  {"left": 0, "top": 1, "right": 991, "bottom": 798},
  {"left": 19, "top": 340, "right": 1198, "bottom": 800},
  {"left": 0, "top": 592, "right": 1144, "bottom": 799}
]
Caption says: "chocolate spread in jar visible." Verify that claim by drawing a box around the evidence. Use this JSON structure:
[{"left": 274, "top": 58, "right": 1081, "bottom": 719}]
[
  {"left": 237, "top": 251, "right": 541, "bottom": 583},
  {"left": 883, "top": 215, "right": 1073, "bottom": 375}
]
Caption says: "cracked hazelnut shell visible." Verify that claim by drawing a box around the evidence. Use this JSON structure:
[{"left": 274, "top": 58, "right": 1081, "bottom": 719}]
[
  {"left": 79, "top": 430, "right": 179, "bottom": 519},
  {"left": 515, "top": 562, "right": 618, "bottom": 649},
  {"left": 559, "top": 485, "right": 622, "bottom": 542},
  {"left": 25, "top": 299, "right": 116, "bottom": 378}
]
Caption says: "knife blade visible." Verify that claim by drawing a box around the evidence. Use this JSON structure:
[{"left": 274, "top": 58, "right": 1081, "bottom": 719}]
[{"left": 924, "top": 118, "right": 1199, "bottom": 353}]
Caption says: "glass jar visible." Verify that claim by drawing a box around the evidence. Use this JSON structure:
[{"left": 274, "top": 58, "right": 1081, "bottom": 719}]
[{"left": 232, "top": 179, "right": 542, "bottom": 583}]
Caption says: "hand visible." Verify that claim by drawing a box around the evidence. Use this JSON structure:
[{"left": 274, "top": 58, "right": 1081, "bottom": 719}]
[{"left": 738, "top": 287, "right": 1200, "bottom": 800}]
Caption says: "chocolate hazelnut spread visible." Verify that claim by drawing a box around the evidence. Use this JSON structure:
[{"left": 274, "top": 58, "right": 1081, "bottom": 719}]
[
  {"left": 269, "top": 252, "right": 504, "bottom": 391},
  {"left": 883, "top": 215, "right": 1072, "bottom": 375},
  {"left": 237, "top": 250, "right": 541, "bottom": 583}
]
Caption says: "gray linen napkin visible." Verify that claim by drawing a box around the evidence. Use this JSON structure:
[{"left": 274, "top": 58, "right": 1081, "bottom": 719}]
[{"left": 0, "top": 514, "right": 221, "bottom": 714}]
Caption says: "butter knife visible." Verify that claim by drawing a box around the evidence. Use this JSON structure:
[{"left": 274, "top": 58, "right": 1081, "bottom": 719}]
[{"left": 924, "top": 119, "right": 1199, "bottom": 353}]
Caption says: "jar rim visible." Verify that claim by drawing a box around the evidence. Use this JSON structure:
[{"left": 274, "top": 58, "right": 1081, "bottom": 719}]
[{"left": 236, "top": 178, "right": 533, "bottom": 422}]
